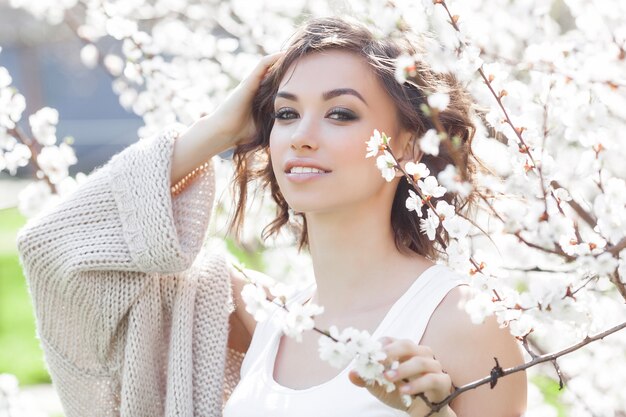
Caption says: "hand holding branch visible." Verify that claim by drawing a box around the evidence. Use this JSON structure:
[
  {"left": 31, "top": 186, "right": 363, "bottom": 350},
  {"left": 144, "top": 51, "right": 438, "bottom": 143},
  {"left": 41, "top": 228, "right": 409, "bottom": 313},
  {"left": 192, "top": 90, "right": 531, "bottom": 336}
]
[{"left": 348, "top": 337, "right": 456, "bottom": 417}]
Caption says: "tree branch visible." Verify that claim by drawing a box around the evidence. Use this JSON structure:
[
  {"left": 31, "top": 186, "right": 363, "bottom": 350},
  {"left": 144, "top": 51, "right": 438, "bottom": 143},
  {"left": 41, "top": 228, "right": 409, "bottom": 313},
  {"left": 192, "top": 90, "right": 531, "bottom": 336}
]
[{"left": 423, "top": 320, "right": 626, "bottom": 415}]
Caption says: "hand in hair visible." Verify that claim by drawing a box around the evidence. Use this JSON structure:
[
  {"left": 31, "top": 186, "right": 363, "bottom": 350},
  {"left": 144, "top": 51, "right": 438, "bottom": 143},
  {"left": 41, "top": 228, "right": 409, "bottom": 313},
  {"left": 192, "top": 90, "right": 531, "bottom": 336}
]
[{"left": 170, "top": 52, "right": 283, "bottom": 185}]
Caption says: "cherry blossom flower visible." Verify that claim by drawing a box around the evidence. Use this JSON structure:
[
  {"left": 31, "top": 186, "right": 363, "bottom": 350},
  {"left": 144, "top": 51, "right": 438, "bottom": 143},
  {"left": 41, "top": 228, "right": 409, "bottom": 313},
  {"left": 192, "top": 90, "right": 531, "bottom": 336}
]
[
  {"left": 419, "top": 128, "right": 441, "bottom": 156},
  {"left": 442, "top": 214, "right": 472, "bottom": 239},
  {"left": 3, "top": 143, "right": 30, "bottom": 175},
  {"left": 427, "top": 92, "right": 450, "bottom": 111},
  {"left": 405, "top": 189, "right": 424, "bottom": 213},
  {"left": 318, "top": 326, "right": 353, "bottom": 368},
  {"left": 36, "top": 143, "right": 77, "bottom": 184},
  {"left": 446, "top": 238, "right": 471, "bottom": 269},
  {"left": 420, "top": 208, "right": 440, "bottom": 240},
  {"left": 241, "top": 283, "right": 275, "bottom": 322},
  {"left": 365, "top": 129, "right": 389, "bottom": 158},
  {"left": 435, "top": 200, "right": 455, "bottom": 219},
  {"left": 0, "top": 89, "right": 26, "bottom": 129},
  {"left": 0, "top": 67, "right": 11, "bottom": 88},
  {"left": 17, "top": 181, "right": 53, "bottom": 218},
  {"left": 405, "top": 161, "right": 430, "bottom": 179},
  {"left": 80, "top": 44, "right": 99, "bottom": 69},
  {"left": 464, "top": 291, "right": 496, "bottom": 325},
  {"left": 279, "top": 301, "right": 324, "bottom": 343},
  {"left": 376, "top": 151, "right": 397, "bottom": 182},
  {"left": 438, "top": 164, "right": 472, "bottom": 198},
  {"left": 418, "top": 176, "right": 446, "bottom": 198},
  {"left": 394, "top": 54, "right": 416, "bottom": 84},
  {"left": 29, "top": 107, "right": 59, "bottom": 146}
]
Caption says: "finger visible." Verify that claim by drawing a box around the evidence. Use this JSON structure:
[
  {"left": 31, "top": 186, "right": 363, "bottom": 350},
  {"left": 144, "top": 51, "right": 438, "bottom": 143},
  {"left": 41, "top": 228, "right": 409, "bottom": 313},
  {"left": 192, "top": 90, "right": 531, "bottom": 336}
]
[
  {"left": 244, "top": 51, "right": 285, "bottom": 84},
  {"left": 385, "top": 356, "right": 442, "bottom": 383},
  {"left": 348, "top": 369, "right": 368, "bottom": 387},
  {"left": 398, "top": 372, "right": 452, "bottom": 399},
  {"left": 382, "top": 340, "right": 433, "bottom": 364}
]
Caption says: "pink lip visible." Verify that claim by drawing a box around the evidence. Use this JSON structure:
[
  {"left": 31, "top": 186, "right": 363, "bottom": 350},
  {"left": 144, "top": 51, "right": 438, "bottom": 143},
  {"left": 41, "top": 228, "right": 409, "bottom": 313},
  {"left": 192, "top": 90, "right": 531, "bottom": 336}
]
[
  {"left": 283, "top": 158, "right": 331, "bottom": 184},
  {"left": 283, "top": 158, "right": 332, "bottom": 173}
]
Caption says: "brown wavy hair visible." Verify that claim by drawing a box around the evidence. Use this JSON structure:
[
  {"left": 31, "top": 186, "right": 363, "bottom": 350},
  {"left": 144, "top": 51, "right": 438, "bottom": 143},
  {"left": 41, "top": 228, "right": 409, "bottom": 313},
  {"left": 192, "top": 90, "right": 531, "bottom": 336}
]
[{"left": 229, "top": 16, "right": 478, "bottom": 261}]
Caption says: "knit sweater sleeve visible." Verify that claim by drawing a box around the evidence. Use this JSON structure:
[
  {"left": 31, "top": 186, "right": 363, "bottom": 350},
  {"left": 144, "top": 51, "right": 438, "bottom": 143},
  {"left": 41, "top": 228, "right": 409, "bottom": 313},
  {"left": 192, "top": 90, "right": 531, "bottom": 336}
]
[
  {"left": 15, "top": 125, "right": 221, "bottom": 396},
  {"left": 17, "top": 124, "right": 214, "bottom": 275}
]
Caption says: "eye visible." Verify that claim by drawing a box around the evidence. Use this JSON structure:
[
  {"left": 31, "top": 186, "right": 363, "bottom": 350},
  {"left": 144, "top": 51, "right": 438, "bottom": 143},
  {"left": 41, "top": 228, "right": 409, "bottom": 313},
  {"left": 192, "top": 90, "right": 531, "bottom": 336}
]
[
  {"left": 274, "top": 108, "right": 299, "bottom": 120},
  {"left": 327, "top": 107, "right": 358, "bottom": 121}
]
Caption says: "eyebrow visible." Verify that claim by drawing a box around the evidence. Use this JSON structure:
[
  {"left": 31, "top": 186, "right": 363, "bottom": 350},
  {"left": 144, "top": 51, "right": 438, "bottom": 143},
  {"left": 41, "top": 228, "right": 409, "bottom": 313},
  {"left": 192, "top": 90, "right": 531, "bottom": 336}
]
[{"left": 275, "top": 88, "right": 368, "bottom": 106}]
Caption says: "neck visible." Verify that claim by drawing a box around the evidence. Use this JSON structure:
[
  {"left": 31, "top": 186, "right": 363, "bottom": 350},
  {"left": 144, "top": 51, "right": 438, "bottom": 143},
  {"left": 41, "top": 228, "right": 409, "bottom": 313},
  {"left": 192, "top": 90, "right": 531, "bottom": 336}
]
[{"left": 305, "top": 198, "right": 431, "bottom": 319}]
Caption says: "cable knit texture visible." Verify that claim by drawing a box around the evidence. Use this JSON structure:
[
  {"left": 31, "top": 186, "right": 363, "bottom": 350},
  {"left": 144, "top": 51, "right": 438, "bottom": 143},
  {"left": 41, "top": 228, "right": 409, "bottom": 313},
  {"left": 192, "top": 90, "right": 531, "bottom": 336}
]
[{"left": 16, "top": 126, "right": 242, "bottom": 417}]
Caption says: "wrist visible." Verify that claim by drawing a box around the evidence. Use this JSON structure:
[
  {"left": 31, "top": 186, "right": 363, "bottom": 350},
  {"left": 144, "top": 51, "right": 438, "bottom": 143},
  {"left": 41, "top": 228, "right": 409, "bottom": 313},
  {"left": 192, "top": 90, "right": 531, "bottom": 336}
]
[
  {"left": 195, "top": 115, "right": 234, "bottom": 155},
  {"left": 410, "top": 405, "right": 456, "bottom": 417}
]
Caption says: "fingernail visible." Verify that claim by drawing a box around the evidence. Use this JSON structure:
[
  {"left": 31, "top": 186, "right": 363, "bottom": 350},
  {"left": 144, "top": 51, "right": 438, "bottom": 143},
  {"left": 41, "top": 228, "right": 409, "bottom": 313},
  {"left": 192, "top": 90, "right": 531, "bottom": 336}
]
[
  {"left": 385, "top": 370, "right": 397, "bottom": 379},
  {"left": 379, "top": 337, "right": 392, "bottom": 346},
  {"left": 400, "top": 385, "right": 411, "bottom": 393}
]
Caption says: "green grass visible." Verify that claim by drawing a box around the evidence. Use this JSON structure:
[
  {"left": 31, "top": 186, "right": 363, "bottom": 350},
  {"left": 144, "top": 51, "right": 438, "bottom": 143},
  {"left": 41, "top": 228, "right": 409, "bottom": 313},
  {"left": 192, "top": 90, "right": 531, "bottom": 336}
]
[
  {"left": 0, "top": 207, "right": 26, "bottom": 253},
  {"left": 0, "top": 207, "right": 51, "bottom": 385},
  {"left": 531, "top": 374, "right": 567, "bottom": 417}
]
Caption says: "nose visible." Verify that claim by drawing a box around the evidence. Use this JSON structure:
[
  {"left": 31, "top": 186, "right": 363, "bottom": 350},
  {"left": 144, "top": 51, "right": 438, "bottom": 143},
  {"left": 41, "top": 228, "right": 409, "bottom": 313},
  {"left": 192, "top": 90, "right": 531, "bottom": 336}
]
[{"left": 289, "top": 117, "right": 319, "bottom": 151}]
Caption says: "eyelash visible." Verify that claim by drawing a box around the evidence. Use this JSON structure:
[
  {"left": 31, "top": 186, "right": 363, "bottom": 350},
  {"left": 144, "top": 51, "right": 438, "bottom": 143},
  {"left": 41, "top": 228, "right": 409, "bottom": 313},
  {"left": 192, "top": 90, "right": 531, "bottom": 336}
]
[{"left": 273, "top": 107, "right": 358, "bottom": 121}]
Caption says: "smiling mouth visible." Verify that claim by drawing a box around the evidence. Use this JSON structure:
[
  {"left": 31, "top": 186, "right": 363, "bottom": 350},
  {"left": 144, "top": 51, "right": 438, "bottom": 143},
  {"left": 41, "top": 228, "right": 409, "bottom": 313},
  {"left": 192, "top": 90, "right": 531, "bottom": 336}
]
[{"left": 287, "top": 166, "right": 330, "bottom": 174}]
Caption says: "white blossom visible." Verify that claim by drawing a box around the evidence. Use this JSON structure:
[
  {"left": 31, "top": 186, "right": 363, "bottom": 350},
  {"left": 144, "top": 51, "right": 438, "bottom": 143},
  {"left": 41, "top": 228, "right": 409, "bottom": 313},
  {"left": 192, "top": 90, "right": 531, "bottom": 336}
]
[
  {"left": 241, "top": 283, "right": 274, "bottom": 323},
  {"left": 18, "top": 180, "right": 53, "bottom": 218},
  {"left": 419, "top": 129, "right": 441, "bottom": 156},
  {"left": 405, "top": 161, "right": 430, "bottom": 179},
  {"left": 427, "top": 92, "right": 450, "bottom": 111},
  {"left": 442, "top": 214, "right": 472, "bottom": 239},
  {"left": 435, "top": 200, "right": 456, "bottom": 219},
  {"left": 405, "top": 189, "right": 423, "bottom": 213},
  {"left": 104, "top": 54, "right": 125, "bottom": 76},
  {"left": 394, "top": 54, "right": 416, "bottom": 84},
  {"left": 418, "top": 176, "right": 446, "bottom": 198},
  {"left": 280, "top": 301, "right": 324, "bottom": 343},
  {"left": 438, "top": 164, "right": 472, "bottom": 198},
  {"left": 0, "top": 67, "right": 12, "bottom": 88},
  {"left": 37, "top": 143, "right": 77, "bottom": 184},
  {"left": 353, "top": 352, "right": 386, "bottom": 380},
  {"left": 318, "top": 325, "right": 353, "bottom": 368},
  {"left": 365, "top": 129, "right": 388, "bottom": 158},
  {"left": 29, "top": 107, "right": 59, "bottom": 146},
  {"left": 106, "top": 16, "right": 139, "bottom": 40},
  {"left": 376, "top": 151, "right": 397, "bottom": 182},
  {"left": 0, "top": 89, "right": 26, "bottom": 129},
  {"left": 464, "top": 291, "right": 496, "bottom": 325},
  {"left": 80, "top": 44, "right": 99, "bottom": 69},
  {"left": 420, "top": 208, "right": 440, "bottom": 240},
  {"left": 509, "top": 314, "right": 534, "bottom": 338},
  {"left": 446, "top": 238, "right": 471, "bottom": 268},
  {"left": 3, "top": 142, "right": 31, "bottom": 175}
]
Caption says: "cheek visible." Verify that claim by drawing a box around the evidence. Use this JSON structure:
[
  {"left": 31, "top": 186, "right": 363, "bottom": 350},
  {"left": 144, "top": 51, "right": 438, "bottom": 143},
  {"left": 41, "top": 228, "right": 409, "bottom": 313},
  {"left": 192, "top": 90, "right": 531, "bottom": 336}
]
[{"left": 268, "top": 131, "right": 287, "bottom": 180}]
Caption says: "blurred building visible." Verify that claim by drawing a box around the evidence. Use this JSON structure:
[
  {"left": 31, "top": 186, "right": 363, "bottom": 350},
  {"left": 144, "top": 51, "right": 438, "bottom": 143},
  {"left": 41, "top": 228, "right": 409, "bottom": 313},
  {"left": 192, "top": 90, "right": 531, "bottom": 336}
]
[{"left": 0, "top": 4, "right": 142, "bottom": 178}]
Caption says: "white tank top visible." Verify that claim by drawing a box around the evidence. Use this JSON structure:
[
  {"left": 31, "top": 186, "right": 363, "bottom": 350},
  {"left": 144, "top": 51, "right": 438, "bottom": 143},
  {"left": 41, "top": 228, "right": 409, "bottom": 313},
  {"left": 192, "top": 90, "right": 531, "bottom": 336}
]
[{"left": 223, "top": 264, "right": 465, "bottom": 417}]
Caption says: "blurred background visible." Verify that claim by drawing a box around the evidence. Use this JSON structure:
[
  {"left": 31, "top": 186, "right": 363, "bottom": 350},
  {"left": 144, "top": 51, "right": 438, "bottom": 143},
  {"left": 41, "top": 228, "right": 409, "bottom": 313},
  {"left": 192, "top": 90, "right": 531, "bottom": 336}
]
[{"left": 0, "top": 4, "right": 140, "bottom": 415}]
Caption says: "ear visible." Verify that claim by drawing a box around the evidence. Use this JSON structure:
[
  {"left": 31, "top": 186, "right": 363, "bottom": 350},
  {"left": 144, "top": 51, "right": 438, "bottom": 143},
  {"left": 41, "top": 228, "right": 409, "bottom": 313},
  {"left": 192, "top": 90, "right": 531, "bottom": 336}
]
[{"left": 393, "top": 129, "right": 416, "bottom": 177}]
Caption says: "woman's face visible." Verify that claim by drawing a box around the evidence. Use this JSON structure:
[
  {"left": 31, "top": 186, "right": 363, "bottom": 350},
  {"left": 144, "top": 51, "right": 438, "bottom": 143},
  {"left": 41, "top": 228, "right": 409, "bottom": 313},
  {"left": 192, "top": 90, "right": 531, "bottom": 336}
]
[{"left": 270, "top": 49, "right": 407, "bottom": 215}]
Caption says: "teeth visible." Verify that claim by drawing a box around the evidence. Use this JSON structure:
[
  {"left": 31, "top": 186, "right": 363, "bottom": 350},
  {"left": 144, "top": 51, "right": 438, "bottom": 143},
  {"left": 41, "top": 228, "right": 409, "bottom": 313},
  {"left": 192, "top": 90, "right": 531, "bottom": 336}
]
[{"left": 289, "top": 166, "right": 326, "bottom": 174}]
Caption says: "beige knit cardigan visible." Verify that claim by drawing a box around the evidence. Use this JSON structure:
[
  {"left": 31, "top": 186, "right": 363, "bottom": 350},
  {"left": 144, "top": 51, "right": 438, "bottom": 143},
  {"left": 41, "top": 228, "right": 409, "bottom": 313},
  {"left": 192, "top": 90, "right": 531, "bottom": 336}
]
[{"left": 16, "top": 126, "right": 242, "bottom": 417}]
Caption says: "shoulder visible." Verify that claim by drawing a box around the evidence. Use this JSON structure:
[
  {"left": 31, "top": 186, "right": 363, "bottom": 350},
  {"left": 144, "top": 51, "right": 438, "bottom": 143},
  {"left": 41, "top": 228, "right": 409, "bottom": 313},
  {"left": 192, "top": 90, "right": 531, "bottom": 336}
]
[{"left": 422, "top": 284, "right": 527, "bottom": 416}]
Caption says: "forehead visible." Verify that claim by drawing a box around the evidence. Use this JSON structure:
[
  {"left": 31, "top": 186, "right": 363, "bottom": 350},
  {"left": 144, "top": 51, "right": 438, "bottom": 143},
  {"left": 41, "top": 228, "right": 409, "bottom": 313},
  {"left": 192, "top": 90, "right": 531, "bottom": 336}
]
[{"left": 278, "top": 50, "right": 380, "bottom": 95}]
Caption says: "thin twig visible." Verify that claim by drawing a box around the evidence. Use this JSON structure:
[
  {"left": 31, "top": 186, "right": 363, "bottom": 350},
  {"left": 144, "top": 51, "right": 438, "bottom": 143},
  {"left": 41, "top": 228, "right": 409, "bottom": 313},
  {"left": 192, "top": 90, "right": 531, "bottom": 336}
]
[{"left": 425, "top": 320, "right": 626, "bottom": 413}]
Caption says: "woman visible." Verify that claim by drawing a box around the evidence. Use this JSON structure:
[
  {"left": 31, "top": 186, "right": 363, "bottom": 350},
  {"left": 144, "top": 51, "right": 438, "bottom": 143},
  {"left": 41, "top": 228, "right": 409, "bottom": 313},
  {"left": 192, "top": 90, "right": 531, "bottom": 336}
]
[{"left": 17, "top": 16, "right": 526, "bottom": 417}]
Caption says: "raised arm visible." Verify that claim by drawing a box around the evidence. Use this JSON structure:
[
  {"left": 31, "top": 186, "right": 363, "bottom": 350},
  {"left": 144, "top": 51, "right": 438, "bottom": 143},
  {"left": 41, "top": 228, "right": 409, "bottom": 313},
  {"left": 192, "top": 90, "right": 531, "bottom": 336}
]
[{"left": 14, "top": 53, "right": 283, "bottom": 416}]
